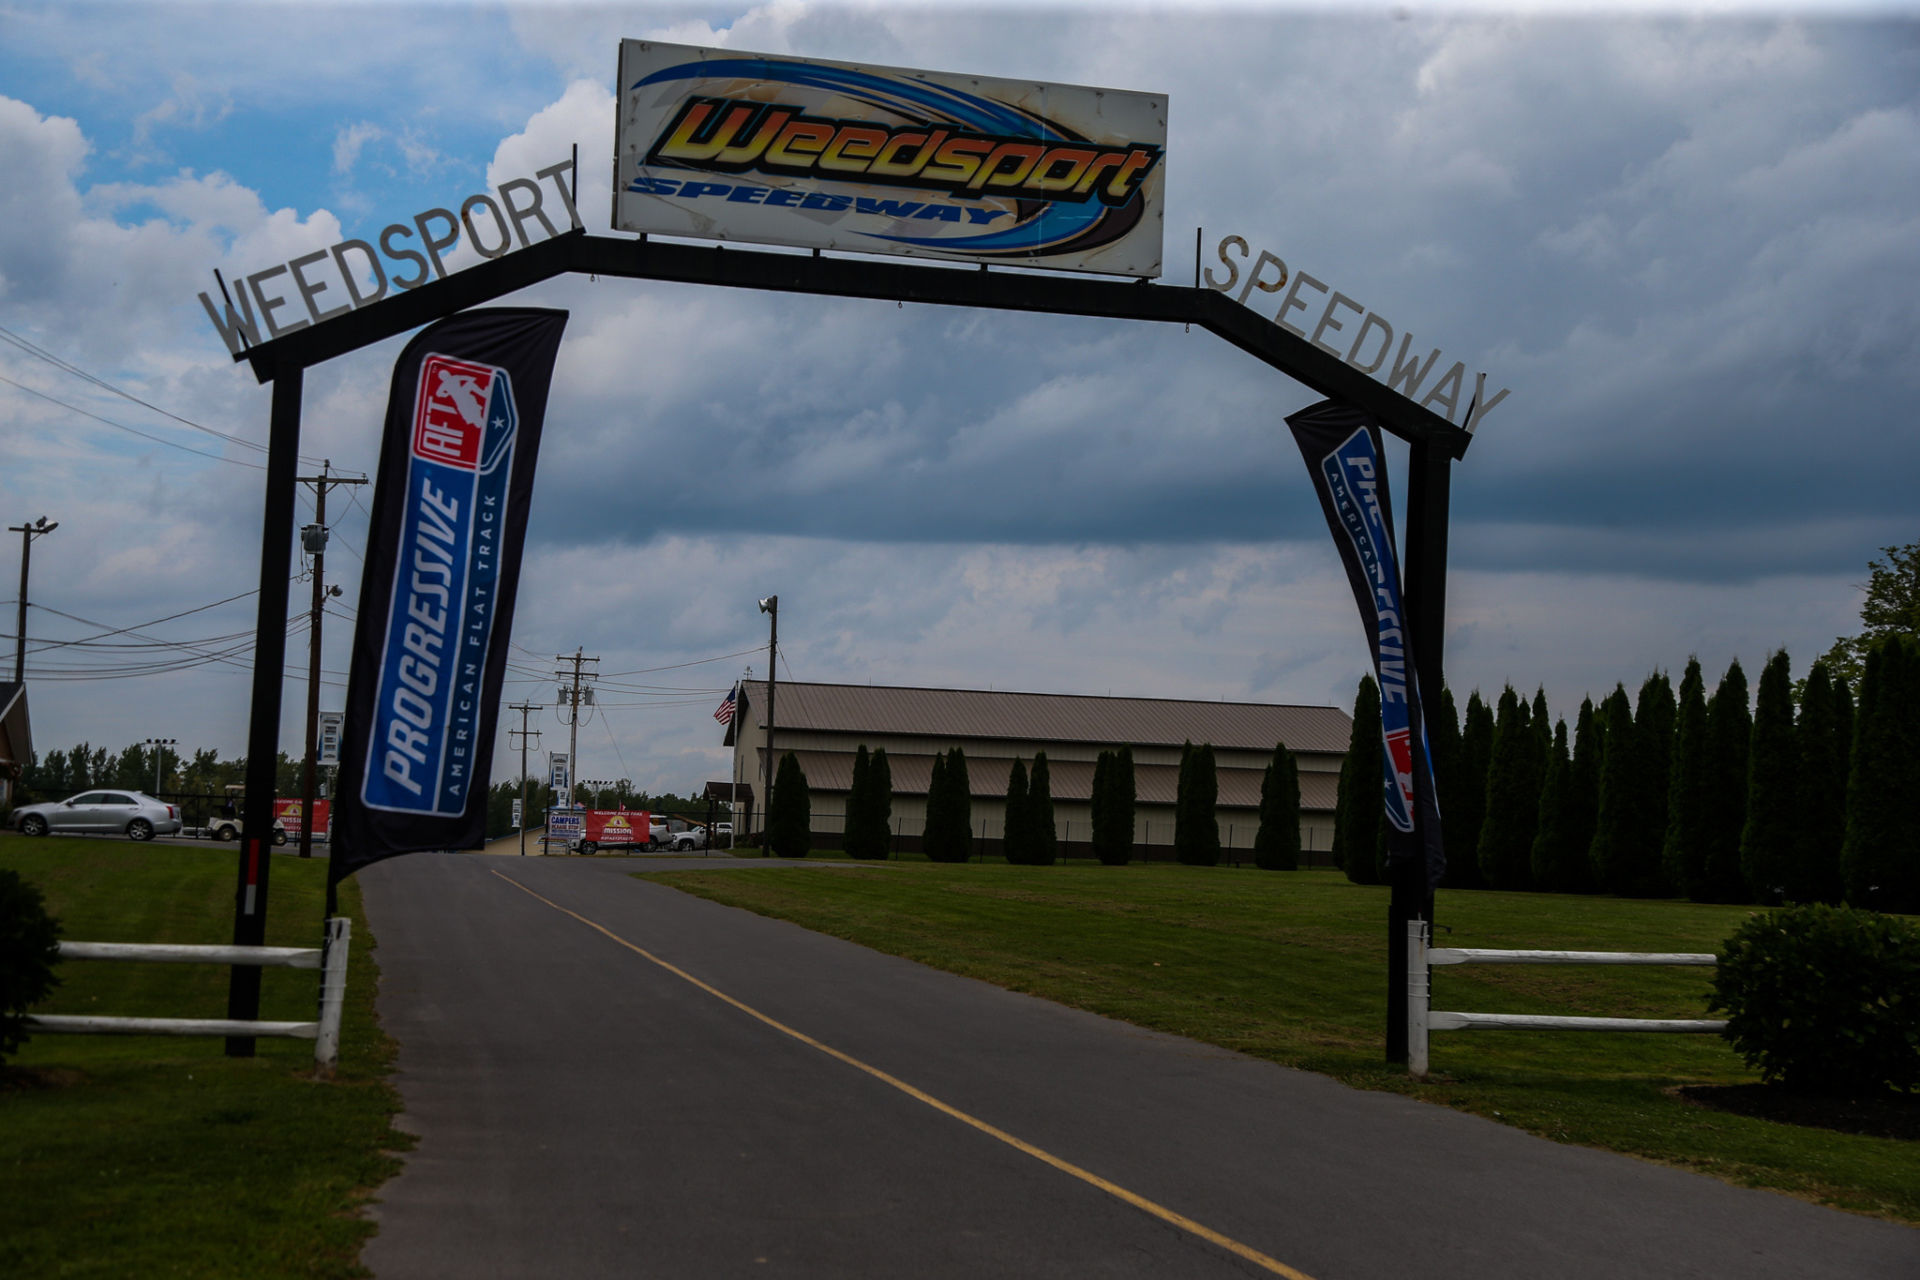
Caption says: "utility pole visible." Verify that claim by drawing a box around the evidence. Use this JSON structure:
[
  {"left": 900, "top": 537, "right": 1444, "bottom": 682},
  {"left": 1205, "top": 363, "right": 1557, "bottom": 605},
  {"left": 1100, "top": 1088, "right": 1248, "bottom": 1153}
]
[
  {"left": 142, "top": 738, "right": 177, "bottom": 798},
  {"left": 296, "top": 462, "right": 366, "bottom": 859},
  {"left": 508, "top": 702, "right": 539, "bottom": 857},
  {"left": 10, "top": 515, "right": 58, "bottom": 685},
  {"left": 555, "top": 648, "right": 599, "bottom": 809},
  {"left": 758, "top": 596, "right": 778, "bottom": 849}
]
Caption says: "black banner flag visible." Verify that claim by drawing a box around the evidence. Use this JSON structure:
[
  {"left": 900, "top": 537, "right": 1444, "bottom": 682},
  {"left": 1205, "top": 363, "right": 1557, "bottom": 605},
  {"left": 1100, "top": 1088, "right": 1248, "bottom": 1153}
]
[
  {"left": 1286, "top": 399, "right": 1445, "bottom": 888},
  {"left": 331, "top": 308, "right": 568, "bottom": 882}
]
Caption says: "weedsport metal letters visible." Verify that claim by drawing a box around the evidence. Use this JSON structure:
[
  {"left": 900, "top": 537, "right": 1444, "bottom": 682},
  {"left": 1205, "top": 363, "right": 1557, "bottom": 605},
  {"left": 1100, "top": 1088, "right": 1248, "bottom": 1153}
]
[
  {"left": 616, "top": 42, "right": 1167, "bottom": 276},
  {"left": 1320, "top": 428, "right": 1420, "bottom": 834},
  {"left": 363, "top": 355, "right": 519, "bottom": 816},
  {"left": 196, "top": 162, "right": 582, "bottom": 357}
]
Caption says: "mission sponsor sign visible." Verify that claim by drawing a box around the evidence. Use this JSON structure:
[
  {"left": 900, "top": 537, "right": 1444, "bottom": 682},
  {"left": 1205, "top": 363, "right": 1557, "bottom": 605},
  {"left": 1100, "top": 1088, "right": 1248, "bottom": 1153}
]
[
  {"left": 331, "top": 308, "right": 568, "bottom": 881},
  {"left": 615, "top": 42, "right": 1166, "bottom": 277}
]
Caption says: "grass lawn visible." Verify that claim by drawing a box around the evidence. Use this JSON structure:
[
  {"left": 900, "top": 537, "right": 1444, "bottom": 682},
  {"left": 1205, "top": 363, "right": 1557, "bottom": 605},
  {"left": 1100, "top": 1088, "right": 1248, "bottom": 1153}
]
[
  {"left": 1, "top": 833, "right": 405, "bottom": 1279},
  {"left": 644, "top": 858, "right": 1919, "bottom": 1224}
]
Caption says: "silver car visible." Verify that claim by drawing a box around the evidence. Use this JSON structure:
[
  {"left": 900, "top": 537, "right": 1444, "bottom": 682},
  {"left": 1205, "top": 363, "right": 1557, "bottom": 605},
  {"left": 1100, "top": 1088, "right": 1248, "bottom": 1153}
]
[{"left": 12, "top": 790, "right": 183, "bottom": 841}]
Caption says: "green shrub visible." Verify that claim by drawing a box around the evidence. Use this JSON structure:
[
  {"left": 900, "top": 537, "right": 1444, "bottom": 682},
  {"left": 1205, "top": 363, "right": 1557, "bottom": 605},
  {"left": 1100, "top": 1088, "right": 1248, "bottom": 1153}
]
[
  {"left": 0, "top": 868, "right": 63, "bottom": 1061},
  {"left": 1708, "top": 903, "right": 1920, "bottom": 1095}
]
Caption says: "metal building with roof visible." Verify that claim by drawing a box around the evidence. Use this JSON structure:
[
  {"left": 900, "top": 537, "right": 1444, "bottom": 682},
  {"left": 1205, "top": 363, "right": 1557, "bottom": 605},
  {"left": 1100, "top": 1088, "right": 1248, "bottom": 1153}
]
[{"left": 723, "top": 680, "right": 1348, "bottom": 860}]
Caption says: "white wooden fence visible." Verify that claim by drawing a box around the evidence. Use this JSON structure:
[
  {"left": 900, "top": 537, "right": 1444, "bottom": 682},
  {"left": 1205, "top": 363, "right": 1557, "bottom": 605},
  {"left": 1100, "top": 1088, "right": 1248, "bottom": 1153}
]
[
  {"left": 27, "top": 917, "right": 351, "bottom": 1068},
  {"left": 1407, "top": 921, "right": 1725, "bottom": 1079}
]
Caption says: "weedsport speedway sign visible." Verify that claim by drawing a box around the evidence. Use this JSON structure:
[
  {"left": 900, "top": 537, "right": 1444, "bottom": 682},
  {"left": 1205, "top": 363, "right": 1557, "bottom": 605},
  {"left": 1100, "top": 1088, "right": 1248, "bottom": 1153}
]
[
  {"left": 615, "top": 42, "right": 1167, "bottom": 277},
  {"left": 1205, "top": 235, "right": 1511, "bottom": 433},
  {"left": 197, "top": 162, "right": 583, "bottom": 356}
]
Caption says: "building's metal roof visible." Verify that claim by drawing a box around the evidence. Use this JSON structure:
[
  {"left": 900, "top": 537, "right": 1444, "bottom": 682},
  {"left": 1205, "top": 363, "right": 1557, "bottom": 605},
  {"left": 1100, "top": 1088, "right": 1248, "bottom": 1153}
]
[
  {"left": 768, "top": 748, "right": 1338, "bottom": 813},
  {"left": 739, "top": 681, "right": 1350, "bottom": 754}
]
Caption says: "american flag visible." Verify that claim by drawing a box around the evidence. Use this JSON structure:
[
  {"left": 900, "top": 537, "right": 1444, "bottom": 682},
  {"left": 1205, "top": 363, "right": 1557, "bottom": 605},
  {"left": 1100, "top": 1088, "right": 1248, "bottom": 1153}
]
[{"left": 713, "top": 685, "right": 737, "bottom": 725}]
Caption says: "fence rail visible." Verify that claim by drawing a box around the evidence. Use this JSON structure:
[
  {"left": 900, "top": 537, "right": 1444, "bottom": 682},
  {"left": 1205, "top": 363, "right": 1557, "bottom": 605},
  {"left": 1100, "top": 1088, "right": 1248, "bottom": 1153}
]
[
  {"left": 27, "top": 918, "right": 351, "bottom": 1068},
  {"left": 1408, "top": 923, "right": 1725, "bottom": 1079}
]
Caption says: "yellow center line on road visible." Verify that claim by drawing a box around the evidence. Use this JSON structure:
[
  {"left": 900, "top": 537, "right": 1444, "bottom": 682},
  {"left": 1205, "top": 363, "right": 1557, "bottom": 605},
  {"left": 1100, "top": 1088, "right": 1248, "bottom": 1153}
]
[{"left": 492, "top": 868, "right": 1317, "bottom": 1280}]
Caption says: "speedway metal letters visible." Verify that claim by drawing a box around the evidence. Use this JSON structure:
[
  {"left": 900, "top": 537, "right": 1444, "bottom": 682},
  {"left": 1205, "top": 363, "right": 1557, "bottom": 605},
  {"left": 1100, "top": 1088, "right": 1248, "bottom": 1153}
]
[
  {"left": 362, "top": 354, "right": 519, "bottom": 816},
  {"left": 616, "top": 42, "right": 1166, "bottom": 277}
]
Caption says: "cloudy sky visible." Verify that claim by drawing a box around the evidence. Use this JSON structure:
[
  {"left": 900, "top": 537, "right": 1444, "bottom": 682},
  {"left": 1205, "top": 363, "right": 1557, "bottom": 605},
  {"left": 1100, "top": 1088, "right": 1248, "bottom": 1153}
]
[{"left": 1, "top": 1, "right": 1914, "bottom": 800}]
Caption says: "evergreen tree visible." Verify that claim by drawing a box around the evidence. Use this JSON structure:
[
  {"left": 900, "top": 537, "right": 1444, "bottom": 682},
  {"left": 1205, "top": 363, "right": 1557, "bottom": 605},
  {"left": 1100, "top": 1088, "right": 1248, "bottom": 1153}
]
[
  {"left": 1841, "top": 636, "right": 1920, "bottom": 912},
  {"left": 1530, "top": 719, "right": 1579, "bottom": 891},
  {"left": 1701, "top": 659, "right": 1752, "bottom": 901},
  {"left": 1336, "top": 677, "right": 1383, "bottom": 884},
  {"left": 870, "top": 748, "right": 893, "bottom": 858},
  {"left": 1567, "top": 697, "right": 1602, "bottom": 891},
  {"left": 767, "top": 752, "right": 811, "bottom": 859},
  {"left": 1002, "top": 758, "right": 1032, "bottom": 864},
  {"left": 1113, "top": 745, "right": 1136, "bottom": 864},
  {"left": 1254, "top": 741, "right": 1302, "bottom": 871},
  {"left": 1090, "top": 751, "right": 1113, "bottom": 862},
  {"left": 1634, "top": 672, "right": 1677, "bottom": 893},
  {"left": 1175, "top": 741, "right": 1222, "bottom": 866},
  {"left": 1741, "top": 651, "right": 1800, "bottom": 904},
  {"left": 1664, "top": 659, "right": 1713, "bottom": 900},
  {"left": 1476, "top": 686, "right": 1537, "bottom": 890},
  {"left": 844, "top": 745, "right": 874, "bottom": 859},
  {"left": 922, "top": 751, "right": 962, "bottom": 863},
  {"left": 1445, "top": 691, "right": 1494, "bottom": 889},
  {"left": 1792, "top": 662, "right": 1846, "bottom": 904},
  {"left": 1030, "top": 752, "right": 1058, "bottom": 866},
  {"left": 1592, "top": 685, "right": 1660, "bottom": 896}
]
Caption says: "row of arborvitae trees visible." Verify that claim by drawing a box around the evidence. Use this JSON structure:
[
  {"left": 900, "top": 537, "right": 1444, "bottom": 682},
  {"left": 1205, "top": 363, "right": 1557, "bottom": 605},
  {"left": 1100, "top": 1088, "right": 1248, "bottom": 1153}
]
[
  {"left": 1331, "top": 635, "right": 1919, "bottom": 912},
  {"left": 757, "top": 736, "right": 1306, "bottom": 867}
]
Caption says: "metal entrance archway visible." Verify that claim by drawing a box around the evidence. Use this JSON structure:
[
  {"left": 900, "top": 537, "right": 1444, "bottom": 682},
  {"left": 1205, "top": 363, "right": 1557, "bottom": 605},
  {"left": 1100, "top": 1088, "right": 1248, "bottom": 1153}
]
[{"left": 220, "top": 230, "right": 1473, "bottom": 1065}]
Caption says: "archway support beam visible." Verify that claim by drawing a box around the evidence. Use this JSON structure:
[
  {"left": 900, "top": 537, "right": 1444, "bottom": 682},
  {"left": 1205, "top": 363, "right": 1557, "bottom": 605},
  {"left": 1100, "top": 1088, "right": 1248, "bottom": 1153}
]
[{"left": 240, "top": 231, "right": 1473, "bottom": 460}]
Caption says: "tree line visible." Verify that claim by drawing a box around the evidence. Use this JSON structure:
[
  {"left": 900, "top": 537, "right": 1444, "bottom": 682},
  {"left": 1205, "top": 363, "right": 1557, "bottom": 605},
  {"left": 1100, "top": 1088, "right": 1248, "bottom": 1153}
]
[
  {"left": 13, "top": 744, "right": 306, "bottom": 805},
  {"left": 1333, "top": 636, "right": 1918, "bottom": 912}
]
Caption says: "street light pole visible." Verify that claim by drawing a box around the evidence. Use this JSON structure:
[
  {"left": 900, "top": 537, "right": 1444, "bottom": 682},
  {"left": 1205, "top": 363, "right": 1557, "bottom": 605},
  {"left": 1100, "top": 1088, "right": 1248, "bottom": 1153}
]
[
  {"left": 10, "top": 516, "right": 58, "bottom": 685},
  {"left": 757, "top": 596, "right": 778, "bottom": 853},
  {"left": 143, "top": 738, "right": 177, "bottom": 798}
]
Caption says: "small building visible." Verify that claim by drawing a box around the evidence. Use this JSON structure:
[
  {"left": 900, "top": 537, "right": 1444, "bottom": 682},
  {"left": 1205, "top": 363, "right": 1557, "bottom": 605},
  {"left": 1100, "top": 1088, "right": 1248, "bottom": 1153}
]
[
  {"left": 724, "top": 680, "right": 1348, "bottom": 861},
  {"left": 0, "top": 681, "right": 32, "bottom": 812}
]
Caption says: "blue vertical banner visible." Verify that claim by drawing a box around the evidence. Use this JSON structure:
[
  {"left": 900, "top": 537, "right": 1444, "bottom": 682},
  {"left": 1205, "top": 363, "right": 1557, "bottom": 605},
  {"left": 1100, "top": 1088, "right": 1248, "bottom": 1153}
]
[
  {"left": 331, "top": 308, "right": 568, "bottom": 882},
  {"left": 1286, "top": 399, "right": 1446, "bottom": 888}
]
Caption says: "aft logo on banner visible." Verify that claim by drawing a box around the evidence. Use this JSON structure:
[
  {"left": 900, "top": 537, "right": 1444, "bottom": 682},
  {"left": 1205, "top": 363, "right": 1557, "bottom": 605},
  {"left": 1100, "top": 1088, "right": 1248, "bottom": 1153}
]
[{"left": 362, "top": 355, "right": 519, "bottom": 816}]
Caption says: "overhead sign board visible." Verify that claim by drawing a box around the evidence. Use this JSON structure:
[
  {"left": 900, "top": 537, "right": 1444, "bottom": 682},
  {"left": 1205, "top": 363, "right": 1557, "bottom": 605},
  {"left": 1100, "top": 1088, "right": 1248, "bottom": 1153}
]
[{"left": 615, "top": 41, "right": 1167, "bottom": 278}]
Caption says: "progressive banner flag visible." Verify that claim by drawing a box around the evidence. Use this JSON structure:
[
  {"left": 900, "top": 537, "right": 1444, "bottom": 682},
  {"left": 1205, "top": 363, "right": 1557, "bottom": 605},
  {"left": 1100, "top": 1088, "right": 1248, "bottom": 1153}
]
[
  {"left": 331, "top": 308, "right": 568, "bottom": 882},
  {"left": 1285, "top": 399, "right": 1445, "bottom": 888}
]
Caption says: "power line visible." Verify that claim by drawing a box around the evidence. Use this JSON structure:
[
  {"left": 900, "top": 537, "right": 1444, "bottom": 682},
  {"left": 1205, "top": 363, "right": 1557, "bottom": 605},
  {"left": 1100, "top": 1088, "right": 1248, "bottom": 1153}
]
[
  {"left": 0, "top": 372, "right": 266, "bottom": 470},
  {"left": 0, "top": 323, "right": 347, "bottom": 470}
]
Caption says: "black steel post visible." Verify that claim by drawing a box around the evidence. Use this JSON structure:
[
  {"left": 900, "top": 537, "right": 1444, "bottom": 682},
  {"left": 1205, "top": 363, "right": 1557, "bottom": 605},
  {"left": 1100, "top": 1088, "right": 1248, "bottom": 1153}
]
[
  {"left": 226, "top": 365, "right": 303, "bottom": 1056},
  {"left": 12, "top": 527, "right": 28, "bottom": 686},
  {"left": 1386, "top": 438, "right": 1452, "bottom": 1065},
  {"left": 761, "top": 596, "right": 777, "bottom": 854}
]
